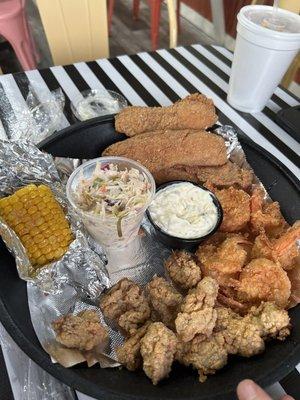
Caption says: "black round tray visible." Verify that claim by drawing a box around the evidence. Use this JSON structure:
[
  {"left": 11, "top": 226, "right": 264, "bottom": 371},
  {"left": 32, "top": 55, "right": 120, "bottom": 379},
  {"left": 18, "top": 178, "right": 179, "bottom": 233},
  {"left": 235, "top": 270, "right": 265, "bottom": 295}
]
[{"left": 0, "top": 116, "right": 299, "bottom": 400}]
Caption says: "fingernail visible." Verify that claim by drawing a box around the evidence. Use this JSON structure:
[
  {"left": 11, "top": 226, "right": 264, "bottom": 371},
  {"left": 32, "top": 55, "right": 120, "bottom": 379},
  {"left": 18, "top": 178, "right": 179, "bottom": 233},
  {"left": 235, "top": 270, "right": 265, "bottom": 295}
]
[{"left": 238, "top": 379, "right": 259, "bottom": 400}]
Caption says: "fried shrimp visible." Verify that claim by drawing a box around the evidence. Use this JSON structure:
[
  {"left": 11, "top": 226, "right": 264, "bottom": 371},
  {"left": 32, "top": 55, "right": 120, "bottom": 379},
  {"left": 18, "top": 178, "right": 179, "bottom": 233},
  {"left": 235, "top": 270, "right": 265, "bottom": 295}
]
[
  {"left": 251, "top": 223, "right": 300, "bottom": 270},
  {"left": 196, "top": 234, "right": 251, "bottom": 285},
  {"left": 235, "top": 258, "right": 291, "bottom": 308},
  {"left": 250, "top": 187, "right": 287, "bottom": 237},
  {"left": 206, "top": 184, "right": 251, "bottom": 232}
]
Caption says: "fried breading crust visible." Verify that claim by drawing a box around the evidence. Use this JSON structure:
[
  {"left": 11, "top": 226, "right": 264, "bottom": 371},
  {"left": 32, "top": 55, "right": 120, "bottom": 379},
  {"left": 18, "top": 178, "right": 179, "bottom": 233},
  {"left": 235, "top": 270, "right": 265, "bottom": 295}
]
[
  {"left": 155, "top": 162, "right": 253, "bottom": 190},
  {"left": 52, "top": 310, "right": 109, "bottom": 351},
  {"left": 102, "top": 130, "right": 227, "bottom": 171},
  {"left": 250, "top": 302, "right": 290, "bottom": 340},
  {"left": 177, "top": 333, "right": 228, "bottom": 382},
  {"left": 165, "top": 250, "right": 202, "bottom": 290},
  {"left": 115, "top": 94, "right": 217, "bottom": 136},
  {"left": 99, "top": 278, "right": 150, "bottom": 335},
  {"left": 116, "top": 322, "right": 150, "bottom": 371},
  {"left": 196, "top": 234, "right": 251, "bottom": 285},
  {"left": 235, "top": 258, "right": 291, "bottom": 308},
  {"left": 146, "top": 276, "right": 183, "bottom": 328},
  {"left": 175, "top": 277, "right": 219, "bottom": 342},
  {"left": 207, "top": 185, "right": 251, "bottom": 232},
  {"left": 140, "top": 322, "right": 178, "bottom": 385},
  {"left": 177, "top": 302, "right": 290, "bottom": 381}
]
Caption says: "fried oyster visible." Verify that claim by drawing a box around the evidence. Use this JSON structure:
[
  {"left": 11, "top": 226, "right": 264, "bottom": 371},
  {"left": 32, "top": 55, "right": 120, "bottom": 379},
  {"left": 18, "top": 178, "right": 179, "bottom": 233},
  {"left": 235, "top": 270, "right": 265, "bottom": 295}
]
[
  {"left": 165, "top": 250, "right": 202, "bottom": 291},
  {"left": 140, "top": 322, "right": 178, "bottom": 385},
  {"left": 52, "top": 310, "right": 109, "bottom": 352},
  {"left": 177, "top": 332, "right": 228, "bottom": 382},
  {"left": 175, "top": 277, "right": 219, "bottom": 342},
  {"left": 177, "top": 302, "right": 290, "bottom": 381},
  {"left": 116, "top": 322, "right": 151, "bottom": 371},
  {"left": 146, "top": 276, "right": 183, "bottom": 328},
  {"left": 99, "top": 278, "right": 150, "bottom": 335}
]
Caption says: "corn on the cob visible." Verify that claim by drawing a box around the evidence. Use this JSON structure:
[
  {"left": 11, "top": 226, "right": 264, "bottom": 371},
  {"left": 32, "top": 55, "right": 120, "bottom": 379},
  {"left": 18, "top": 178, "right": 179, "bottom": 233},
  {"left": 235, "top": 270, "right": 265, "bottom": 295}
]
[{"left": 0, "top": 184, "right": 73, "bottom": 269}]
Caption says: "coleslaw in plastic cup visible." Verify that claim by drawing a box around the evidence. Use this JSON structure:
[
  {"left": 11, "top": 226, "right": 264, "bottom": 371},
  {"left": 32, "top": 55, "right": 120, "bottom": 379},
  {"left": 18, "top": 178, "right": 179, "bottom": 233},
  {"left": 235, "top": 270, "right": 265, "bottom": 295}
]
[{"left": 66, "top": 157, "right": 155, "bottom": 249}]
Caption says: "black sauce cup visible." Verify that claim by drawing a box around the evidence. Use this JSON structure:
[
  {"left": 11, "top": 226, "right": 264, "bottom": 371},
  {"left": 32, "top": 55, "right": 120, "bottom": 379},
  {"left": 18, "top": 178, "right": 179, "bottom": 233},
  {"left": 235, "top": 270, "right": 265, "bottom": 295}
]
[{"left": 146, "top": 180, "right": 223, "bottom": 252}]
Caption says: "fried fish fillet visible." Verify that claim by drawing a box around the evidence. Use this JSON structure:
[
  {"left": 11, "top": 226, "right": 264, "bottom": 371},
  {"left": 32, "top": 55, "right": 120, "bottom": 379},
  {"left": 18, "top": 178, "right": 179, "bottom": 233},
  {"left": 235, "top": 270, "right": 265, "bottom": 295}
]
[
  {"left": 103, "top": 130, "right": 227, "bottom": 170},
  {"left": 154, "top": 161, "right": 253, "bottom": 189},
  {"left": 115, "top": 94, "right": 218, "bottom": 137}
]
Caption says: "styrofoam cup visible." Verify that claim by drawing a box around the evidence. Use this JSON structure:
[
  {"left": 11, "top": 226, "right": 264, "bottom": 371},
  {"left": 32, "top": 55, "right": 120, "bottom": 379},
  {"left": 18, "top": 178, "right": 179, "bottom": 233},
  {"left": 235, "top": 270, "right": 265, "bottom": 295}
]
[{"left": 227, "top": 5, "right": 300, "bottom": 113}]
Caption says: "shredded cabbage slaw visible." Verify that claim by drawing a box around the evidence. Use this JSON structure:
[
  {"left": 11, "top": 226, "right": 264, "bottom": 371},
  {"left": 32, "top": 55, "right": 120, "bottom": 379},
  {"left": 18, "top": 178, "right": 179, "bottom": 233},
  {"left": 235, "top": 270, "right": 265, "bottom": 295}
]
[{"left": 76, "top": 163, "right": 151, "bottom": 236}]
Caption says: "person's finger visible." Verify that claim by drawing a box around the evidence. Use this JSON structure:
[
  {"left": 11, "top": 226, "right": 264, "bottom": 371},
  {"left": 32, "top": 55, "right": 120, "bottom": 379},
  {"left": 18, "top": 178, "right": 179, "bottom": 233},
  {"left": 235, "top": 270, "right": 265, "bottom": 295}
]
[
  {"left": 281, "top": 396, "right": 295, "bottom": 400},
  {"left": 237, "top": 379, "right": 272, "bottom": 400}
]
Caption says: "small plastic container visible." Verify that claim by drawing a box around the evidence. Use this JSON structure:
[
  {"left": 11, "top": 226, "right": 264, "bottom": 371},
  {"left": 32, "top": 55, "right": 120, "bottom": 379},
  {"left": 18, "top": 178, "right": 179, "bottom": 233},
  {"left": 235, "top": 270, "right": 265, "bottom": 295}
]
[
  {"left": 71, "top": 89, "right": 128, "bottom": 121},
  {"left": 146, "top": 181, "right": 223, "bottom": 251},
  {"left": 66, "top": 157, "right": 155, "bottom": 249}
]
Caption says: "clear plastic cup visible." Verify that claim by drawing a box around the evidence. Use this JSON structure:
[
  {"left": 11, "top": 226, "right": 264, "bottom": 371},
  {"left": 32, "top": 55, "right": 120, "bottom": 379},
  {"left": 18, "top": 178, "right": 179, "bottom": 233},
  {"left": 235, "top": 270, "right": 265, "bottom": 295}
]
[
  {"left": 71, "top": 89, "right": 128, "bottom": 121},
  {"left": 227, "top": 5, "right": 300, "bottom": 113},
  {"left": 66, "top": 157, "right": 156, "bottom": 249}
]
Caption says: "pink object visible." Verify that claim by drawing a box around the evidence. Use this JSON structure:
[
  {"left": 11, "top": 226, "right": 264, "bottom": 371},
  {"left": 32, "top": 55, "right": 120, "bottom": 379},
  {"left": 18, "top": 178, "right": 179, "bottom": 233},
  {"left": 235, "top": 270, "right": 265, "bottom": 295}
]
[{"left": 0, "top": 0, "right": 37, "bottom": 70}]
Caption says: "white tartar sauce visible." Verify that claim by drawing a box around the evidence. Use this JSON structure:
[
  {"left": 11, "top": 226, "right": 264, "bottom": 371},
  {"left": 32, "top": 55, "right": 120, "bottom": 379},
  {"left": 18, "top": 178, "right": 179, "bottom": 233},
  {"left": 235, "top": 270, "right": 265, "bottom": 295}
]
[{"left": 148, "top": 182, "right": 218, "bottom": 239}]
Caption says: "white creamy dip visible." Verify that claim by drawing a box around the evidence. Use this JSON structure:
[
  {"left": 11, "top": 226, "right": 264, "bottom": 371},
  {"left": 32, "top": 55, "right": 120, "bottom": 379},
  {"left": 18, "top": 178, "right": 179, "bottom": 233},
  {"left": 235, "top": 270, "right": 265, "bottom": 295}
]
[{"left": 148, "top": 182, "right": 219, "bottom": 239}]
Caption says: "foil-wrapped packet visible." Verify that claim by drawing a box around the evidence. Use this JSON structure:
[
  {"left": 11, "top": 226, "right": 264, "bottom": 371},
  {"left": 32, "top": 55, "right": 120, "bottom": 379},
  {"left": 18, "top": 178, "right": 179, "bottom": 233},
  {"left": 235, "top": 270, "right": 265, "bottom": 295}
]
[{"left": 0, "top": 139, "right": 109, "bottom": 296}]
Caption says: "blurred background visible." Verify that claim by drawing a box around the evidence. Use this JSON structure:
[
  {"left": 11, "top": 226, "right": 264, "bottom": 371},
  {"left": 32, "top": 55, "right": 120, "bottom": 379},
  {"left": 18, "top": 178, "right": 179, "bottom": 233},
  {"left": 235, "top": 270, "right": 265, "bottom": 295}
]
[{"left": 0, "top": 0, "right": 299, "bottom": 96}]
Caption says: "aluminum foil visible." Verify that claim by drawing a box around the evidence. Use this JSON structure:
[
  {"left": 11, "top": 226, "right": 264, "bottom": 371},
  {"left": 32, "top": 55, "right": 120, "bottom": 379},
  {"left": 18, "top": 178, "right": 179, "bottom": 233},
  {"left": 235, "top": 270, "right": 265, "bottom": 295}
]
[{"left": 0, "top": 139, "right": 109, "bottom": 296}]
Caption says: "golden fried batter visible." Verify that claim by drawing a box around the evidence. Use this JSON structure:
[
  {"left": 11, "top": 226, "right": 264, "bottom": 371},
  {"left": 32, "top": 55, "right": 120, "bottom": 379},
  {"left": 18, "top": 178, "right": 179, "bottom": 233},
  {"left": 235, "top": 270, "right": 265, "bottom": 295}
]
[
  {"left": 165, "top": 250, "right": 202, "bottom": 290},
  {"left": 250, "top": 302, "right": 290, "bottom": 340},
  {"left": 155, "top": 161, "right": 253, "bottom": 190},
  {"left": 177, "top": 333, "right": 228, "bottom": 382},
  {"left": 116, "top": 322, "right": 150, "bottom": 371},
  {"left": 250, "top": 187, "right": 287, "bottom": 237},
  {"left": 175, "top": 277, "right": 219, "bottom": 342},
  {"left": 140, "top": 322, "right": 178, "bottom": 385},
  {"left": 146, "top": 276, "right": 183, "bottom": 328},
  {"left": 177, "top": 302, "right": 290, "bottom": 381},
  {"left": 99, "top": 278, "right": 150, "bottom": 335},
  {"left": 209, "top": 185, "right": 251, "bottom": 232},
  {"left": 52, "top": 310, "right": 109, "bottom": 351},
  {"left": 222, "top": 313, "right": 265, "bottom": 357},
  {"left": 103, "top": 130, "right": 228, "bottom": 172},
  {"left": 252, "top": 223, "right": 300, "bottom": 271},
  {"left": 196, "top": 234, "right": 251, "bottom": 285},
  {"left": 236, "top": 258, "right": 291, "bottom": 308},
  {"left": 115, "top": 94, "right": 217, "bottom": 136}
]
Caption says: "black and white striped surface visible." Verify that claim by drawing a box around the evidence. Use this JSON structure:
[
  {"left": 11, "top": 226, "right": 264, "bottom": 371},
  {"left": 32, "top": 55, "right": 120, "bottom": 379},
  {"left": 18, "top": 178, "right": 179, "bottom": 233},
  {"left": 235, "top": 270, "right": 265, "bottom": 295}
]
[{"left": 0, "top": 45, "right": 299, "bottom": 399}]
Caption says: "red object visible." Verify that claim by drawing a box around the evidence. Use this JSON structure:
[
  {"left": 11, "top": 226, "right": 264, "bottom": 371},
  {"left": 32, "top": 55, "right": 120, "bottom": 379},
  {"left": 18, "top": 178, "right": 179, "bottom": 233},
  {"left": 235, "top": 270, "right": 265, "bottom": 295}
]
[
  {"left": 108, "top": 0, "right": 181, "bottom": 51},
  {"left": 0, "top": 0, "right": 38, "bottom": 70}
]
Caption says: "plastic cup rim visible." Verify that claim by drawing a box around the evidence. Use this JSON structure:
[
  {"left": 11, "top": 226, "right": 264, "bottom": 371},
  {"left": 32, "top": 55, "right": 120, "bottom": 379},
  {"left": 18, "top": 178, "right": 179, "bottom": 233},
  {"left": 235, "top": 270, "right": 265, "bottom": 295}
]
[
  {"left": 66, "top": 156, "right": 156, "bottom": 222},
  {"left": 238, "top": 5, "right": 300, "bottom": 40}
]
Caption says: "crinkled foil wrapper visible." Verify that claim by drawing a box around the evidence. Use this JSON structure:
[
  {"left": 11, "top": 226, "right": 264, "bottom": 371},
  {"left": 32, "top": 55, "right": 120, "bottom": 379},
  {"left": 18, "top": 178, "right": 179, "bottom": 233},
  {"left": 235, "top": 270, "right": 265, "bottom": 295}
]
[{"left": 0, "top": 126, "right": 299, "bottom": 371}]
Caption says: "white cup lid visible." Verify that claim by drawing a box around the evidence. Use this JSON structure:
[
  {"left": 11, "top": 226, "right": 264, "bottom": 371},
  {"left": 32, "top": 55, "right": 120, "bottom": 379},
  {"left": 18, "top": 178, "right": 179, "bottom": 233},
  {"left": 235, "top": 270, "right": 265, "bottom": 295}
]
[{"left": 237, "top": 5, "right": 300, "bottom": 50}]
